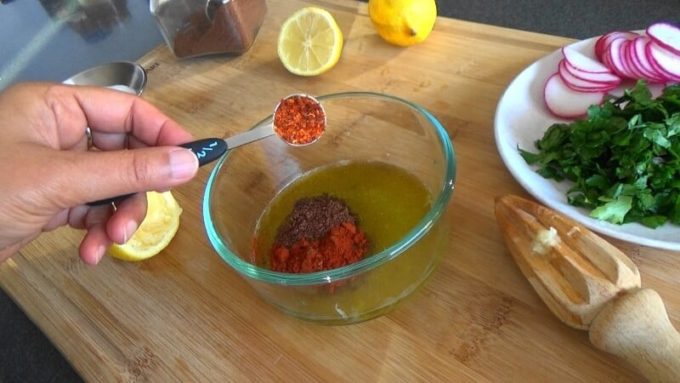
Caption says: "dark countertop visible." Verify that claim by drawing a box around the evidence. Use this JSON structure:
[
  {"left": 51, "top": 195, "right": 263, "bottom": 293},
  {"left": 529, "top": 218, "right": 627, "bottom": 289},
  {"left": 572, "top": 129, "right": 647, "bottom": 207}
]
[
  {"left": 1, "top": 0, "right": 677, "bottom": 382},
  {"left": 3, "top": 0, "right": 677, "bottom": 88},
  {"left": 0, "top": 0, "right": 162, "bottom": 90}
]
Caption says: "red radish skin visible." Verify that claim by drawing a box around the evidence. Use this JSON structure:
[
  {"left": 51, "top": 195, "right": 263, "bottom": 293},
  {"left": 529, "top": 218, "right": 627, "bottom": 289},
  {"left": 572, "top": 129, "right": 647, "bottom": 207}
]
[
  {"left": 604, "top": 40, "right": 626, "bottom": 77},
  {"left": 631, "top": 37, "right": 667, "bottom": 82},
  {"left": 622, "top": 39, "right": 647, "bottom": 80},
  {"left": 544, "top": 73, "right": 606, "bottom": 119},
  {"left": 562, "top": 46, "right": 611, "bottom": 73},
  {"left": 607, "top": 38, "right": 636, "bottom": 79},
  {"left": 646, "top": 42, "right": 680, "bottom": 81},
  {"left": 600, "top": 50, "right": 614, "bottom": 73},
  {"left": 542, "top": 26, "right": 679, "bottom": 119},
  {"left": 595, "top": 31, "right": 639, "bottom": 60},
  {"left": 646, "top": 22, "right": 680, "bottom": 55},
  {"left": 562, "top": 58, "right": 621, "bottom": 84},
  {"left": 558, "top": 60, "right": 618, "bottom": 92}
]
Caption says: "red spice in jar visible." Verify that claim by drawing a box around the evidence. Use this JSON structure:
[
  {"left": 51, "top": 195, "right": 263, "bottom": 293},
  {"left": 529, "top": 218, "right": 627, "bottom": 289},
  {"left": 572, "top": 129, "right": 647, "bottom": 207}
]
[
  {"left": 273, "top": 95, "right": 325, "bottom": 145},
  {"left": 270, "top": 194, "right": 370, "bottom": 273}
]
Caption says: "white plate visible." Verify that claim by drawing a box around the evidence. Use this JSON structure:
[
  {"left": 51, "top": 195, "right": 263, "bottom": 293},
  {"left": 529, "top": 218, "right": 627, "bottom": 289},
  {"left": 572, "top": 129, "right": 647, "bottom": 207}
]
[{"left": 494, "top": 35, "right": 680, "bottom": 251}]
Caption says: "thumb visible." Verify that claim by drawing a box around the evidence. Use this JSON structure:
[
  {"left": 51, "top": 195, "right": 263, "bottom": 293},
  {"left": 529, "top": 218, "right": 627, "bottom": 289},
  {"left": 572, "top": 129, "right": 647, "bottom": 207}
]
[{"left": 49, "top": 147, "right": 198, "bottom": 207}]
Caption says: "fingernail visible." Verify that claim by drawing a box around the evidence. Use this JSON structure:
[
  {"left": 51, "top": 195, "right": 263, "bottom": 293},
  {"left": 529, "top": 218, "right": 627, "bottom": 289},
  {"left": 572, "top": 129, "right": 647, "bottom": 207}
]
[
  {"left": 95, "top": 245, "right": 106, "bottom": 264},
  {"left": 169, "top": 149, "right": 198, "bottom": 181},
  {"left": 123, "top": 220, "right": 138, "bottom": 244}
]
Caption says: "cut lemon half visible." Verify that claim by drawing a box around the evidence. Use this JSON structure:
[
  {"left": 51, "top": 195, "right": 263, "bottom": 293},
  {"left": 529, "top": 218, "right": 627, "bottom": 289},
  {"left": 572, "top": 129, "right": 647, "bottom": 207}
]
[
  {"left": 277, "top": 7, "right": 344, "bottom": 76},
  {"left": 109, "top": 191, "right": 182, "bottom": 262}
]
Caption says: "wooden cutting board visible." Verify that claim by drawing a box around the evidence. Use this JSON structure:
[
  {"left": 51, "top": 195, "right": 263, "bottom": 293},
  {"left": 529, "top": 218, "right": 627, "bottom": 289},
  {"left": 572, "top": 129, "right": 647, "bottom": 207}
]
[{"left": 2, "top": 0, "right": 678, "bottom": 381}]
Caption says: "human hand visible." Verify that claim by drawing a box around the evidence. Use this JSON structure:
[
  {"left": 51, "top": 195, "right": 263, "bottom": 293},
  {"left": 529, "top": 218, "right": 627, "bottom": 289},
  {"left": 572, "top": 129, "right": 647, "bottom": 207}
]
[{"left": 0, "top": 83, "right": 199, "bottom": 264}]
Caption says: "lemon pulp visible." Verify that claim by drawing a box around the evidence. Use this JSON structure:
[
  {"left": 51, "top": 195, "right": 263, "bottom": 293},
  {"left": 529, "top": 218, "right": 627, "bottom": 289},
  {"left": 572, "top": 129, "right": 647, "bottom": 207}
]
[
  {"left": 108, "top": 191, "right": 182, "bottom": 262},
  {"left": 277, "top": 7, "right": 344, "bottom": 76}
]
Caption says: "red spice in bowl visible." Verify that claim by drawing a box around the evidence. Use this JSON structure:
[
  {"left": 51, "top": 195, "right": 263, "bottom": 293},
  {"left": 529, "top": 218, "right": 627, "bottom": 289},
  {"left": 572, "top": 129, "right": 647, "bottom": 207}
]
[{"left": 270, "top": 194, "right": 370, "bottom": 273}]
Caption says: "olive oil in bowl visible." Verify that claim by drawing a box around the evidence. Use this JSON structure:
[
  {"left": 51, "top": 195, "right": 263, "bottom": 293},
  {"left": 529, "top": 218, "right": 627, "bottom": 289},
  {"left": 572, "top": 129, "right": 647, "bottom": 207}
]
[
  {"left": 251, "top": 160, "right": 449, "bottom": 323},
  {"left": 254, "top": 160, "right": 431, "bottom": 267}
]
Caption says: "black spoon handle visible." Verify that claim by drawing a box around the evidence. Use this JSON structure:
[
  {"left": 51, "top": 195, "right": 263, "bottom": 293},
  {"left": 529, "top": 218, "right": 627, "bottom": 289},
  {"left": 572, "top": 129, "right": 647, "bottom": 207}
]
[
  {"left": 179, "top": 137, "right": 227, "bottom": 166},
  {"left": 86, "top": 138, "right": 227, "bottom": 206}
]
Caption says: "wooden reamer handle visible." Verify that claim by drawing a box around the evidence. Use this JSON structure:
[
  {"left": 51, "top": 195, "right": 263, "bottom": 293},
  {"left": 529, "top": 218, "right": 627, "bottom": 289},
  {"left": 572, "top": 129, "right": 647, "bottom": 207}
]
[{"left": 589, "top": 288, "right": 680, "bottom": 382}]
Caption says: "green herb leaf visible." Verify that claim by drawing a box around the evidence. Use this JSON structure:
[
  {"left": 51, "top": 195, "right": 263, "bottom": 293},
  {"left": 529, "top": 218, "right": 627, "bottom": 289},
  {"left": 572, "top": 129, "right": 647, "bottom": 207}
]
[
  {"left": 520, "top": 81, "right": 680, "bottom": 227},
  {"left": 590, "top": 196, "right": 632, "bottom": 224}
]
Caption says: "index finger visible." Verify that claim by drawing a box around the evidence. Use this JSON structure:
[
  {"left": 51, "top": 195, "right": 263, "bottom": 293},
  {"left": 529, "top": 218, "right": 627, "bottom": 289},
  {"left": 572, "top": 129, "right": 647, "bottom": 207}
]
[{"left": 66, "top": 84, "right": 194, "bottom": 147}]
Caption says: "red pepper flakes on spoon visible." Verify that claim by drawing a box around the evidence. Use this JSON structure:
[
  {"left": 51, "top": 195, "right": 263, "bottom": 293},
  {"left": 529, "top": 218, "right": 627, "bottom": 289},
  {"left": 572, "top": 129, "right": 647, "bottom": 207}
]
[{"left": 273, "top": 94, "right": 326, "bottom": 145}]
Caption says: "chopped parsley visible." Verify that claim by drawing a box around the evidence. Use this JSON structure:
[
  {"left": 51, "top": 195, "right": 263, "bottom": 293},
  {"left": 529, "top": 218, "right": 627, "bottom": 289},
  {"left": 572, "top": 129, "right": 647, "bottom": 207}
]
[{"left": 520, "top": 81, "right": 680, "bottom": 228}]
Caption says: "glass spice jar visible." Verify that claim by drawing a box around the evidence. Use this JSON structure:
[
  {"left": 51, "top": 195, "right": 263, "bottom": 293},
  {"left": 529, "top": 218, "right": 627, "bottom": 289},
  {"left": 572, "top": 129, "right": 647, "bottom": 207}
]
[{"left": 149, "top": 0, "right": 267, "bottom": 58}]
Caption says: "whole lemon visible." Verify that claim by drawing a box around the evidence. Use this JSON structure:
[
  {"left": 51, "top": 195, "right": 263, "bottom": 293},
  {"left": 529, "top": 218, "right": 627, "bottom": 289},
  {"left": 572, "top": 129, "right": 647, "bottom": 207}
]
[{"left": 368, "top": 0, "right": 437, "bottom": 46}]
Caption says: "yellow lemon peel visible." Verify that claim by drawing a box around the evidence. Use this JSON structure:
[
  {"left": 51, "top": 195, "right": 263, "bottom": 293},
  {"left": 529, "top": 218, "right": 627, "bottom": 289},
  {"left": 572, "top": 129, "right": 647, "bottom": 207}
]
[
  {"left": 108, "top": 191, "right": 182, "bottom": 262},
  {"left": 368, "top": 0, "right": 437, "bottom": 46}
]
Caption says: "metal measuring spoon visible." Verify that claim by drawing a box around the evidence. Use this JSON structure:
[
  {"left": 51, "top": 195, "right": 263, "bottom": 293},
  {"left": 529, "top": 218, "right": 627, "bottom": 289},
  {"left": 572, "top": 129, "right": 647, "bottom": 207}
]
[
  {"left": 88, "top": 94, "right": 325, "bottom": 206},
  {"left": 182, "top": 93, "right": 326, "bottom": 166}
]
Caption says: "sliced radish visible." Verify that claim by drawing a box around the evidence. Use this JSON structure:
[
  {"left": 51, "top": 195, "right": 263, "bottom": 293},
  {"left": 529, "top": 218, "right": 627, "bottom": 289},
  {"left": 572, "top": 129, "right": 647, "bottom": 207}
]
[
  {"left": 603, "top": 39, "right": 625, "bottom": 77},
  {"left": 562, "top": 57, "right": 621, "bottom": 84},
  {"left": 600, "top": 49, "right": 614, "bottom": 72},
  {"left": 544, "top": 73, "right": 606, "bottom": 119},
  {"left": 647, "top": 22, "right": 680, "bottom": 55},
  {"left": 594, "top": 31, "right": 639, "bottom": 60},
  {"left": 558, "top": 60, "right": 618, "bottom": 92},
  {"left": 646, "top": 41, "right": 680, "bottom": 81},
  {"left": 622, "top": 39, "right": 647, "bottom": 80},
  {"left": 607, "top": 38, "right": 636, "bottom": 79},
  {"left": 594, "top": 33, "right": 609, "bottom": 60},
  {"left": 562, "top": 46, "right": 611, "bottom": 73},
  {"left": 540, "top": 24, "right": 680, "bottom": 120},
  {"left": 631, "top": 36, "right": 666, "bottom": 82},
  {"left": 617, "top": 39, "right": 640, "bottom": 79}
]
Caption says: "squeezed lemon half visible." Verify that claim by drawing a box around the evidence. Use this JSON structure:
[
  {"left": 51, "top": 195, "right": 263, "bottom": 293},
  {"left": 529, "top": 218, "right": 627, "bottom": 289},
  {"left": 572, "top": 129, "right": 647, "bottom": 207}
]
[
  {"left": 108, "top": 191, "right": 182, "bottom": 262},
  {"left": 277, "top": 7, "right": 344, "bottom": 76}
]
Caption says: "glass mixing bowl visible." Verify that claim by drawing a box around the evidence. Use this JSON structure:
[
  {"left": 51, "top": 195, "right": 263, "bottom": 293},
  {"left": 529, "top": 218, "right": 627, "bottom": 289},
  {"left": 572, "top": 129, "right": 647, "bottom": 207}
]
[{"left": 203, "top": 91, "right": 456, "bottom": 324}]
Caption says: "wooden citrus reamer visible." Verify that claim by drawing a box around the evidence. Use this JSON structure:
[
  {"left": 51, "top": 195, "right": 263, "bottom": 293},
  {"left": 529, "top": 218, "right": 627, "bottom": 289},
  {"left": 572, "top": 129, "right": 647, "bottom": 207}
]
[{"left": 495, "top": 195, "right": 680, "bottom": 382}]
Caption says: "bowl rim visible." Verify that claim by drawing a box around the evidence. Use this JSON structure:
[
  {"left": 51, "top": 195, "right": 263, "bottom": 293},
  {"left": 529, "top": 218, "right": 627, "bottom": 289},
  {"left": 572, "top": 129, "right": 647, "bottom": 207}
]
[{"left": 203, "top": 91, "right": 456, "bottom": 285}]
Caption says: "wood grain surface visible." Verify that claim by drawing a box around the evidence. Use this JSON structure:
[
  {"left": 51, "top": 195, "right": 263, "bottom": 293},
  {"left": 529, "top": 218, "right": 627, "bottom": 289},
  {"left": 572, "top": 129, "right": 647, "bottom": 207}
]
[{"left": 2, "top": 0, "right": 678, "bottom": 381}]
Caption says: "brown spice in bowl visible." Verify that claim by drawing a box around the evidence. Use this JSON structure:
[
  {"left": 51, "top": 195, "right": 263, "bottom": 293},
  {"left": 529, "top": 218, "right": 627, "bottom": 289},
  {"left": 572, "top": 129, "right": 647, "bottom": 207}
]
[{"left": 271, "top": 194, "right": 370, "bottom": 273}]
